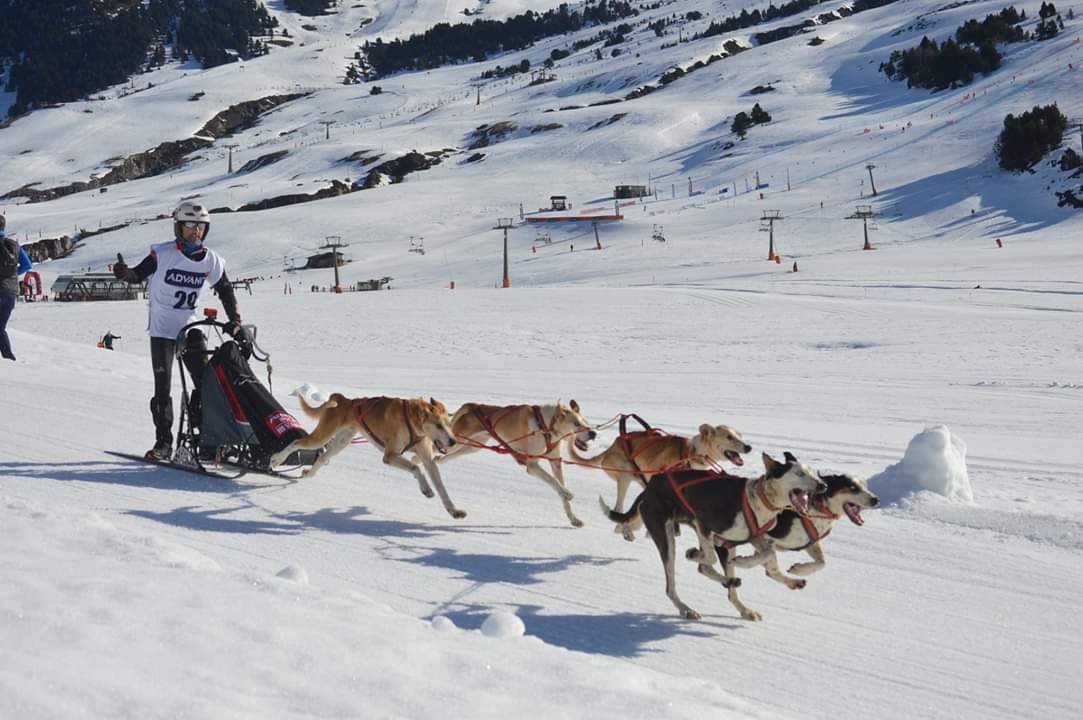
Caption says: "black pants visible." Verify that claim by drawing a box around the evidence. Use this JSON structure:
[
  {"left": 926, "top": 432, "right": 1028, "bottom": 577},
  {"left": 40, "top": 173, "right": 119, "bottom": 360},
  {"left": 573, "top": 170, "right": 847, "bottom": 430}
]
[
  {"left": 149, "top": 330, "right": 209, "bottom": 446},
  {"left": 0, "top": 293, "right": 15, "bottom": 360}
]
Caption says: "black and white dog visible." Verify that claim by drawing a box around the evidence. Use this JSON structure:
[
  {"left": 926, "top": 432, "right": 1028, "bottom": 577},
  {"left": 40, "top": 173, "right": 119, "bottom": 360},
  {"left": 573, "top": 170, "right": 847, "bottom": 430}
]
[
  {"left": 601, "top": 452, "right": 825, "bottom": 621},
  {"left": 732, "top": 473, "right": 879, "bottom": 587}
]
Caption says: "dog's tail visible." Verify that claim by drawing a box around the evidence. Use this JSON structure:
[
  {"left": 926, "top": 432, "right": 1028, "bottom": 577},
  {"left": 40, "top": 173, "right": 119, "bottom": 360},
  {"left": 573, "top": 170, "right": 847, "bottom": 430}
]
[
  {"left": 598, "top": 493, "right": 645, "bottom": 536},
  {"left": 296, "top": 392, "right": 343, "bottom": 419}
]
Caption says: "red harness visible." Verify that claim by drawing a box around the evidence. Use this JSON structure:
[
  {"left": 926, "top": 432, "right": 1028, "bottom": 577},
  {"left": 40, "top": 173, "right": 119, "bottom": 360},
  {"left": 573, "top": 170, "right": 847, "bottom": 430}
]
[
  {"left": 470, "top": 405, "right": 558, "bottom": 465},
  {"left": 798, "top": 500, "right": 838, "bottom": 543},
  {"left": 617, "top": 414, "right": 694, "bottom": 480},
  {"left": 353, "top": 397, "right": 421, "bottom": 453},
  {"left": 664, "top": 471, "right": 778, "bottom": 546}
]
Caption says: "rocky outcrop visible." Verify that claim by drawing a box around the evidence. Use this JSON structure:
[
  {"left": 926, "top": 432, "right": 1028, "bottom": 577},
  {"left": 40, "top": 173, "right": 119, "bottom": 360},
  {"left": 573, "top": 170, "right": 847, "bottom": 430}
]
[
  {"left": 236, "top": 180, "right": 353, "bottom": 212},
  {"left": 360, "top": 150, "right": 452, "bottom": 188},
  {"left": 237, "top": 150, "right": 288, "bottom": 174},
  {"left": 2, "top": 93, "right": 307, "bottom": 203},
  {"left": 467, "top": 122, "right": 517, "bottom": 150},
  {"left": 22, "top": 235, "right": 77, "bottom": 263},
  {"left": 196, "top": 94, "right": 306, "bottom": 140}
]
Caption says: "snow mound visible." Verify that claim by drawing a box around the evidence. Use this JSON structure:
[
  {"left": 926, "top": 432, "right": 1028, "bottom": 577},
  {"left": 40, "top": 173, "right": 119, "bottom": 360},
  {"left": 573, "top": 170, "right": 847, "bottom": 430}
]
[
  {"left": 480, "top": 611, "right": 526, "bottom": 639},
  {"left": 275, "top": 564, "right": 309, "bottom": 585},
  {"left": 869, "top": 426, "right": 973, "bottom": 505},
  {"left": 431, "top": 615, "right": 458, "bottom": 632}
]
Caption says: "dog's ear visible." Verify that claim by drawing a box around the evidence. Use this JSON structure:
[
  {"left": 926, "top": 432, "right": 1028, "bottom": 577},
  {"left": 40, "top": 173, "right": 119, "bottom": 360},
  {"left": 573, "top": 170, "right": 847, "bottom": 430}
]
[
  {"left": 570, "top": 399, "right": 580, "bottom": 412},
  {"left": 784, "top": 451, "right": 797, "bottom": 464},
  {"left": 762, "top": 452, "right": 778, "bottom": 471},
  {"left": 430, "top": 397, "right": 437, "bottom": 407},
  {"left": 698, "top": 423, "right": 712, "bottom": 436}
]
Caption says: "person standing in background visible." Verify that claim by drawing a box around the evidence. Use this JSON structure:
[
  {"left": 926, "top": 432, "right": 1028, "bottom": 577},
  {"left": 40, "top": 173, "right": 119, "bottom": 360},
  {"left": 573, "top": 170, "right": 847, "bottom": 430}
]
[{"left": 1, "top": 215, "right": 34, "bottom": 361}]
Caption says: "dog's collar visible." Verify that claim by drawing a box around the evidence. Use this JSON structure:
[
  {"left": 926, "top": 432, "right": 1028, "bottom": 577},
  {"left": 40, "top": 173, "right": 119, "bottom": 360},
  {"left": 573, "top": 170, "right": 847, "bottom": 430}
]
[
  {"left": 753, "top": 478, "right": 782, "bottom": 513},
  {"left": 532, "top": 405, "right": 557, "bottom": 452},
  {"left": 743, "top": 481, "right": 778, "bottom": 538},
  {"left": 806, "top": 498, "right": 839, "bottom": 520},
  {"left": 400, "top": 399, "right": 421, "bottom": 453}
]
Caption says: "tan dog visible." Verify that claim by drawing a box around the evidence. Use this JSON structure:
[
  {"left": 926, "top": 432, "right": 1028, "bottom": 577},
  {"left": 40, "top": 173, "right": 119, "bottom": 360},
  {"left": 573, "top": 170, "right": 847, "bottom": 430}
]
[
  {"left": 269, "top": 391, "right": 465, "bottom": 519},
  {"left": 568, "top": 423, "right": 752, "bottom": 514},
  {"left": 438, "top": 400, "right": 596, "bottom": 527}
]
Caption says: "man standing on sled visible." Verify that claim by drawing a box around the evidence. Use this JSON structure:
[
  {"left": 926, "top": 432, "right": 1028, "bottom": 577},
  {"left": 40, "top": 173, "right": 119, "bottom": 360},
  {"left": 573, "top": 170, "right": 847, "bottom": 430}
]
[{"left": 114, "top": 201, "right": 243, "bottom": 461}]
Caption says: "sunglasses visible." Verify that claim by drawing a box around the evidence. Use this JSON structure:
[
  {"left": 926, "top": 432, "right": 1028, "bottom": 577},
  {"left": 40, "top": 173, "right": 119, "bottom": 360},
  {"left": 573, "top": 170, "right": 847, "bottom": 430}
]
[{"left": 180, "top": 222, "right": 206, "bottom": 230}]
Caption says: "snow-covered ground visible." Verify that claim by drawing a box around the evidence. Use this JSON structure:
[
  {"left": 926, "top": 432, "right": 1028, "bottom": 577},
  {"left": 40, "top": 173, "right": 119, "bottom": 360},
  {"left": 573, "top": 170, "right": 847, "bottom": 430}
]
[{"left": 2, "top": 1, "right": 1082, "bottom": 718}]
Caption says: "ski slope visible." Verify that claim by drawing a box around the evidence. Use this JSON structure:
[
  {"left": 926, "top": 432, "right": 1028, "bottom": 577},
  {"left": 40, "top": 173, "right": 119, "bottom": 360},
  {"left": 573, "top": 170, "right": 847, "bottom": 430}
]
[{"left": 2, "top": 1, "right": 1083, "bottom": 718}]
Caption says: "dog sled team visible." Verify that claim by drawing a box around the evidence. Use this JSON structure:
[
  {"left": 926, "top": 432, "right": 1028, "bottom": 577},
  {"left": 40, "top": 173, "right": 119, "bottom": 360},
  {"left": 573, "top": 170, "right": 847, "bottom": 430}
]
[
  {"left": 270, "top": 388, "right": 879, "bottom": 623},
  {"left": 87, "top": 199, "right": 878, "bottom": 622}
]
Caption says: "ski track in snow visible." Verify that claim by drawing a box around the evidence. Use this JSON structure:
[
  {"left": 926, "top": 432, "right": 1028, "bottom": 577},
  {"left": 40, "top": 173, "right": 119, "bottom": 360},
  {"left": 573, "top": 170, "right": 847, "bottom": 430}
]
[{"left": 5, "top": 281, "right": 1083, "bottom": 719}]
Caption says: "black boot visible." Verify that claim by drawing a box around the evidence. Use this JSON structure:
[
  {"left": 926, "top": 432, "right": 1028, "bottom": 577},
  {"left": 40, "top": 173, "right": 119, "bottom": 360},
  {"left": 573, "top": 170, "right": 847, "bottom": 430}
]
[{"left": 147, "top": 396, "right": 174, "bottom": 461}]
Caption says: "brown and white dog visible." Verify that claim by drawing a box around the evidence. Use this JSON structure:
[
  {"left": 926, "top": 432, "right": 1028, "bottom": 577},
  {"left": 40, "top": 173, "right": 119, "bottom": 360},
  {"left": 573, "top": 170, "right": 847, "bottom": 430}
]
[
  {"left": 601, "top": 452, "right": 824, "bottom": 621},
  {"left": 438, "top": 400, "right": 596, "bottom": 527},
  {"left": 269, "top": 391, "right": 465, "bottom": 519},
  {"left": 733, "top": 473, "right": 879, "bottom": 586},
  {"left": 568, "top": 422, "right": 752, "bottom": 515}
]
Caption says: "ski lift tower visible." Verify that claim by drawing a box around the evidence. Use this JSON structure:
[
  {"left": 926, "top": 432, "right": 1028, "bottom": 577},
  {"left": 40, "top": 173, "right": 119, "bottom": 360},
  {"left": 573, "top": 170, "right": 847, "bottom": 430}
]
[
  {"left": 847, "top": 205, "right": 878, "bottom": 250},
  {"left": 759, "top": 210, "right": 784, "bottom": 261},
  {"left": 1069, "top": 118, "right": 1083, "bottom": 154},
  {"left": 223, "top": 143, "right": 239, "bottom": 173},
  {"left": 865, "top": 163, "right": 879, "bottom": 197},
  {"left": 319, "top": 235, "right": 349, "bottom": 291},
  {"left": 495, "top": 218, "right": 514, "bottom": 288}
]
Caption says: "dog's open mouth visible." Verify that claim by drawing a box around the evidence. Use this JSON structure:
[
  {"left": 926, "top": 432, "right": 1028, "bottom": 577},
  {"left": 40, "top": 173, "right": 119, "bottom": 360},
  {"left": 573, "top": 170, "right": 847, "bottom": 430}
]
[
  {"left": 790, "top": 488, "right": 811, "bottom": 516},
  {"left": 724, "top": 449, "right": 745, "bottom": 466},
  {"left": 433, "top": 439, "right": 450, "bottom": 455},
  {"left": 575, "top": 437, "right": 590, "bottom": 452},
  {"left": 844, "top": 502, "right": 864, "bottom": 525}
]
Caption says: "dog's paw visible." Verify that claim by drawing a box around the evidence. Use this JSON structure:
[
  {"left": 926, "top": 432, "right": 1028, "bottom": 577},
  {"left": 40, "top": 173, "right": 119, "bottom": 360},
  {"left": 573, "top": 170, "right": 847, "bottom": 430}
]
[
  {"left": 787, "top": 563, "right": 819, "bottom": 576},
  {"left": 450, "top": 509, "right": 467, "bottom": 519},
  {"left": 420, "top": 488, "right": 435, "bottom": 498},
  {"left": 722, "top": 577, "right": 742, "bottom": 589},
  {"left": 621, "top": 530, "right": 636, "bottom": 542},
  {"left": 685, "top": 548, "right": 702, "bottom": 561},
  {"left": 790, "top": 579, "right": 807, "bottom": 590},
  {"left": 741, "top": 610, "right": 763, "bottom": 622},
  {"left": 680, "top": 607, "right": 702, "bottom": 620},
  {"left": 570, "top": 518, "right": 584, "bottom": 528}
]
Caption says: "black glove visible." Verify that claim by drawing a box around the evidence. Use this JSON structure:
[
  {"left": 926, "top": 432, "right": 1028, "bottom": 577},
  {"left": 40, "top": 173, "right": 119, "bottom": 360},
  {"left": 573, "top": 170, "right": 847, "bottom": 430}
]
[
  {"left": 224, "top": 317, "right": 242, "bottom": 336},
  {"left": 113, "top": 253, "right": 128, "bottom": 280}
]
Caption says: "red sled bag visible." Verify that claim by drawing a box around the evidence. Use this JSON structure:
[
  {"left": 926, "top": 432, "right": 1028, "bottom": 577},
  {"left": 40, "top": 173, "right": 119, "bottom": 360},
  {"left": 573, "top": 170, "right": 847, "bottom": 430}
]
[{"left": 200, "top": 340, "right": 306, "bottom": 456}]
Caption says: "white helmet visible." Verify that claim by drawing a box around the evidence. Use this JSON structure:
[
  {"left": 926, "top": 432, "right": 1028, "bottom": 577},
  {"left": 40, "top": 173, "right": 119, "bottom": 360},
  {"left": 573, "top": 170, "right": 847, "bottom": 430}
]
[{"left": 173, "top": 201, "right": 211, "bottom": 242}]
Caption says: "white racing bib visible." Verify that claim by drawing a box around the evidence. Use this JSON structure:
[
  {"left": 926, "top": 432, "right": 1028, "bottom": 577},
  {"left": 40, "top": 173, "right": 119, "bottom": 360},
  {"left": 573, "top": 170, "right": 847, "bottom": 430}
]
[{"left": 145, "top": 241, "right": 226, "bottom": 340}]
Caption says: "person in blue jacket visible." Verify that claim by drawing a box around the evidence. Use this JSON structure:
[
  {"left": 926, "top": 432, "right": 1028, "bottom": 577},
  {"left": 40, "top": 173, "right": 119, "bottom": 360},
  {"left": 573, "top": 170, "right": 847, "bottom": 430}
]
[{"left": 0, "top": 215, "right": 33, "bottom": 361}]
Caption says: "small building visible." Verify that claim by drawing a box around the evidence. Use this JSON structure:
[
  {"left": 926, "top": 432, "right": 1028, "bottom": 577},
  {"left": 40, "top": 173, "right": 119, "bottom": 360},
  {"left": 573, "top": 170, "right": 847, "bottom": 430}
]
[
  {"left": 305, "top": 251, "right": 347, "bottom": 269},
  {"left": 50, "top": 273, "right": 146, "bottom": 302},
  {"left": 355, "top": 276, "right": 392, "bottom": 291},
  {"left": 614, "top": 184, "right": 648, "bottom": 199},
  {"left": 549, "top": 195, "right": 568, "bottom": 211}
]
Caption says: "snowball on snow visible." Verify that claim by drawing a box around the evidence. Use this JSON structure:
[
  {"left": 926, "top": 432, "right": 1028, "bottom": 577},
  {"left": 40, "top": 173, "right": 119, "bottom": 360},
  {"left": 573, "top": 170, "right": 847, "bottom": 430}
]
[
  {"left": 480, "top": 611, "right": 525, "bottom": 638},
  {"left": 869, "top": 425, "right": 973, "bottom": 505},
  {"left": 431, "top": 615, "right": 457, "bottom": 632}
]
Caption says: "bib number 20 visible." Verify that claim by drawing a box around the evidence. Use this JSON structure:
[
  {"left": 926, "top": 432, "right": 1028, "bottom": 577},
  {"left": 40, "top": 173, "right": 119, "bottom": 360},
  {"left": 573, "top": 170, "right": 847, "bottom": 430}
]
[{"left": 173, "top": 290, "right": 198, "bottom": 309}]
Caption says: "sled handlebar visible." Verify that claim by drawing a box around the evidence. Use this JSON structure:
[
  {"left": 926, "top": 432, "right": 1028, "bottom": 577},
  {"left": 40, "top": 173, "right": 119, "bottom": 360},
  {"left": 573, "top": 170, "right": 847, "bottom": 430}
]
[{"left": 176, "top": 318, "right": 268, "bottom": 364}]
